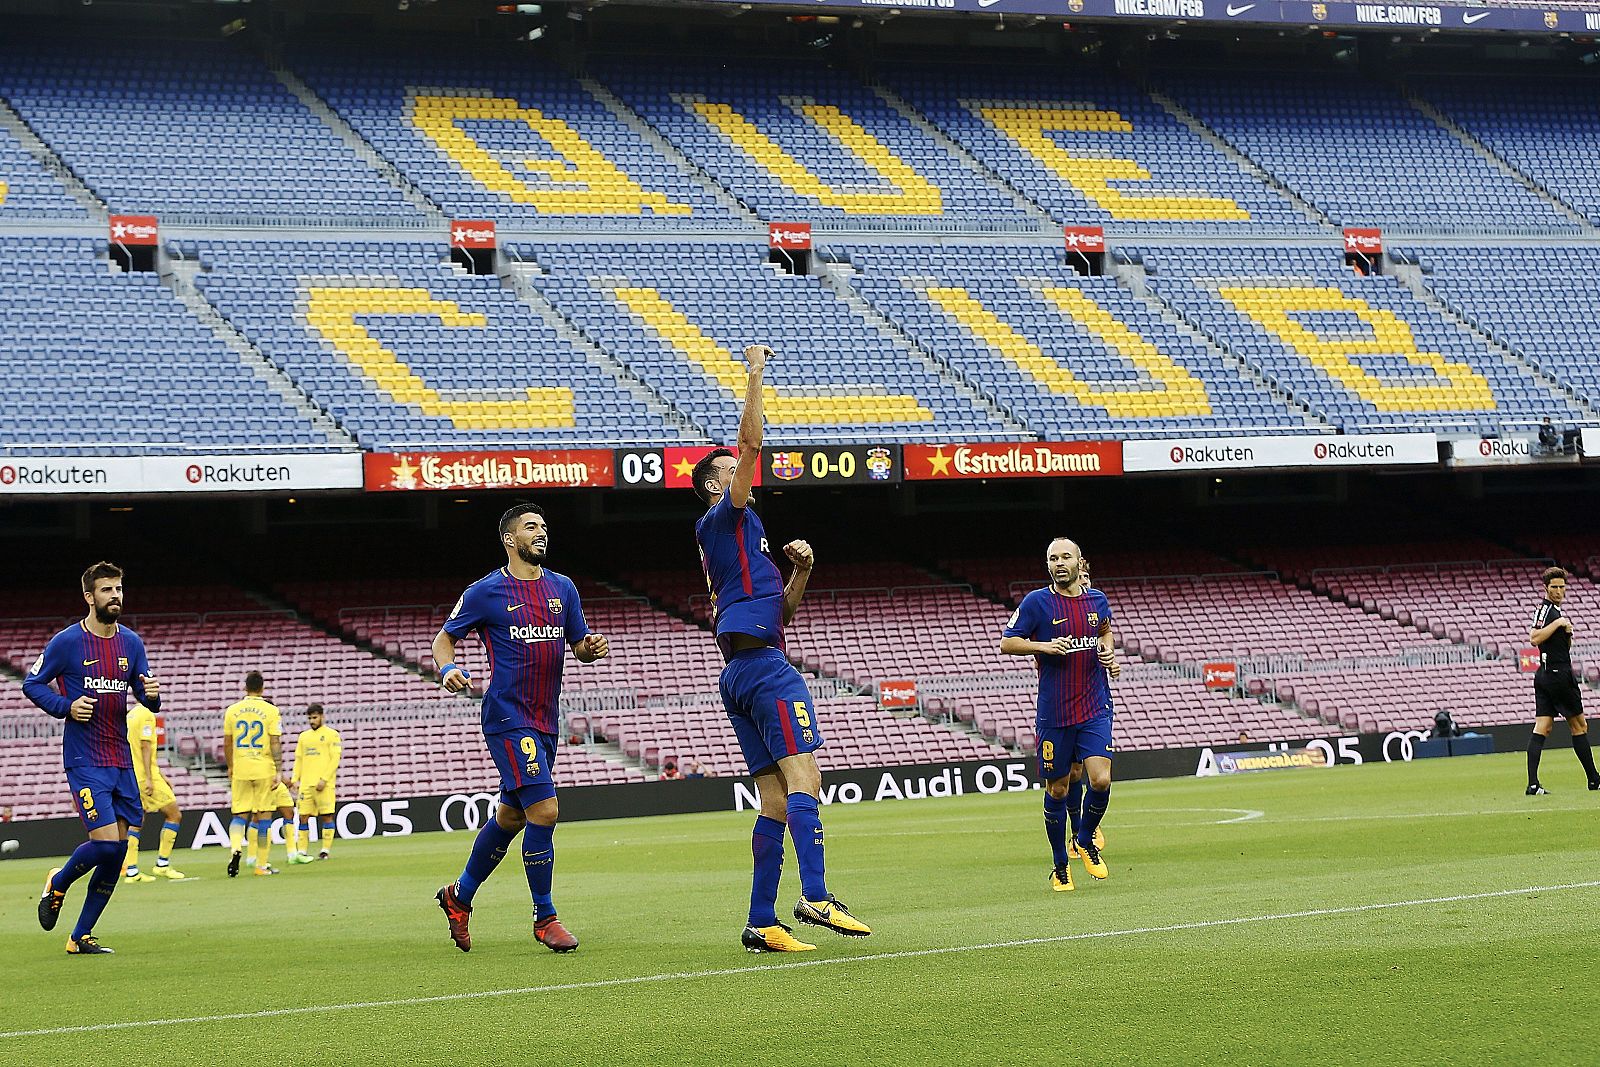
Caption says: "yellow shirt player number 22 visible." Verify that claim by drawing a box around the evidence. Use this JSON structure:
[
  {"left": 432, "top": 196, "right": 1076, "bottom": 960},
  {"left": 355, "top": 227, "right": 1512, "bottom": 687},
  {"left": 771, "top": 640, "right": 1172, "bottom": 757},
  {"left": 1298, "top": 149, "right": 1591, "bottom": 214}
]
[{"left": 223, "top": 693, "right": 282, "bottom": 816}]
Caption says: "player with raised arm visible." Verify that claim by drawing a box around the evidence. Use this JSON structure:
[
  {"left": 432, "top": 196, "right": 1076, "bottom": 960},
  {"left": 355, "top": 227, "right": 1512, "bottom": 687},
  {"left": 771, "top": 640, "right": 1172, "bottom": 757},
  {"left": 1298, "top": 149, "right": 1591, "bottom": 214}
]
[
  {"left": 25, "top": 561, "right": 162, "bottom": 954},
  {"left": 123, "top": 701, "right": 185, "bottom": 882},
  {"left": 692, "top": 343, "right": 871, "bottom": 953},
  {"left": 1000, "top": 538, "right": 1119, "bottom": 892},
  {"left": 1525, "top": 567, "right": 1598, "bottom": 794},
  {"left": 433, "top": 503, "right": 609, "bottom": 954}
]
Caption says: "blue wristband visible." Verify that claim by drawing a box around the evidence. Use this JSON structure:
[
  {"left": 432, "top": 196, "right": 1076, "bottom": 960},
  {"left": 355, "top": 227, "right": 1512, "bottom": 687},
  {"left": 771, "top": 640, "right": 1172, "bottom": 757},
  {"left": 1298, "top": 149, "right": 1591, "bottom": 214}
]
[{"left": 440, "top": 663, "right": 468, "bottom": 678}]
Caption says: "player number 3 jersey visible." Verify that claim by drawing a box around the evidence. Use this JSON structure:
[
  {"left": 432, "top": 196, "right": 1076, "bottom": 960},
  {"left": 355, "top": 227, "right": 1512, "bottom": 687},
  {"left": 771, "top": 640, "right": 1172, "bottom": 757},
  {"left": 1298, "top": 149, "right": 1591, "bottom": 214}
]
[{"left": 1005, "top": 587, "right": 1114, "bottom": 728}]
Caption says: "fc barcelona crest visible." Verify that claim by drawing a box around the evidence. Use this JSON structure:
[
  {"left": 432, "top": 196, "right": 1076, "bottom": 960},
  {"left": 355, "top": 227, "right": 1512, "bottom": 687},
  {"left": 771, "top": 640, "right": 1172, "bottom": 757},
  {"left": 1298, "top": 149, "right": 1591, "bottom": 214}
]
[
  {"left": 547, "top": 598, "right": 563, "bottom": 614},
  {"left": 1545, "top": 10, "right": 1559, "bottom": 27},
  {"left": 1312, "top": 2, "right": 1327, "bottom": 18},
  {"left": 1087, "top": 612, "right": 1099, "bottom": 629},
  {"left": 1068, "top": 0, "right": 1083, "bottom": 11},
  {"left": 770, "top": 452, "right": 805, "bottom": 481},
  {"left": 118, "top": 657, "right": 129, "bottom": 671}
]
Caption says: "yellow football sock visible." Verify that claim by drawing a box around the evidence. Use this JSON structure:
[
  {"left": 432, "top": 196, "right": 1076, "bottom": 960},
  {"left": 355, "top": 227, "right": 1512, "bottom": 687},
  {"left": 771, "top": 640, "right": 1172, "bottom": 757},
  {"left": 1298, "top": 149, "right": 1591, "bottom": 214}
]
[
  {"left": 245, "top": 822, "right": 260, "bottom": 866},
  {"left": 254, "top": 821, "right": 271, "bottom": 867},
  {"left": 318, "top": 820, "right": 332, "bottom": 855},
  {"left": 229, "top": 816, "right": 246, "bottom": 852},
  {"left": 159, "top": 823, "right": 178, "bottom": 862},
  {"left": 124, "top": 829, "right": 141, "bottom": 873},
  {"left": 288, "top": 817, "right": 301, "bottom": 856}
]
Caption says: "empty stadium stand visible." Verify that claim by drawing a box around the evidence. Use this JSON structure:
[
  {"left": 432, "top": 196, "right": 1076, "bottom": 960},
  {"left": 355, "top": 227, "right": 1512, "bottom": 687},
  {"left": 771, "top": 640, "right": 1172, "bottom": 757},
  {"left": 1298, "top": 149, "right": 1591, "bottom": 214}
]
[
  {"left": 881, "top": 65, "right": 1315, "bottom": 235},
  {"left": 0, "top": 40, "right": 420, "bottom": 223},
  {"left": 0, "top": 236, "right": 337, "bottom": 454},
  {"left": 0, "top": 123, "right": 86, "bottom": 219},
  {"left": 290, "top": 47, "right": 740, "bottom": 228},
  {"left": 1155, "top": 73, "right": 1580, "bottom": 235},
  {"left": 522, "top": 239, "right": 1011, "bottom": 443},
  {"left": 1130, "top": 245, "right": 1587, "bottom": 435},
  {"left": 590, "top": 57, "right": 1036, "bottom": 230},
  {"left": 832, "top": 242, "right": 1316, "bottom": 439},
  {"left": 191, "top": 239, "right": 696, "bottom": 450}
]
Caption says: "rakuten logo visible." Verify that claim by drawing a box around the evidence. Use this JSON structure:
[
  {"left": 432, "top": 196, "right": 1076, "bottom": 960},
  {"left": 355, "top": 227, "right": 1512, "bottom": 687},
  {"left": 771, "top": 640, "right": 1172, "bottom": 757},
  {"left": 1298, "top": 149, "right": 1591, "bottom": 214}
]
[
  {"left": 1478, "top": 438, "right": 1530, "bottom": 458},
  {"left": 185, "top": 463, "right": 292, "bottom": 485},
  {"left": 1313, "top": 440, "right": 1395, "bottom": 461},
  {"left": 0, "top": 463, "right": 110, "bottom": 486},
  {"left": 510, "top": 624, "right": 564, "bottom": 643},
  {"left": 1169, "top": 444, "right": 1255, "bottom": 465}
]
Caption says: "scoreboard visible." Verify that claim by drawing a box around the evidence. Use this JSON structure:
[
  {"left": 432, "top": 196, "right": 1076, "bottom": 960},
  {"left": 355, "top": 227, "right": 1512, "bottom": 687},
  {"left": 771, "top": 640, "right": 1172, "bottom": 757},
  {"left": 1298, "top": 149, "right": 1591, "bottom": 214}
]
[{"left": 614, "top": 445, "right": 900, "bottom": 489}]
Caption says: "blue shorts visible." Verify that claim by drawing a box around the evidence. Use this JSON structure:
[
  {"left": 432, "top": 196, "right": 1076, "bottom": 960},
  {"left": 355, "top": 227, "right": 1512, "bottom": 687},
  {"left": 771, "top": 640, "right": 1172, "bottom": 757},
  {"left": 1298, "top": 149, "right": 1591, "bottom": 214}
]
[
  {"left": 487, "top": 728, "right": 558, "bottom": 809},
  {"left": 1036, "top": 716, "right": 1114, "bottom": 781},
  {"left": 720, "top": 647, "right": 824, "bottom": 775},
  {"left": 67, "top": 765, "right": 142, "bottom": 832}
]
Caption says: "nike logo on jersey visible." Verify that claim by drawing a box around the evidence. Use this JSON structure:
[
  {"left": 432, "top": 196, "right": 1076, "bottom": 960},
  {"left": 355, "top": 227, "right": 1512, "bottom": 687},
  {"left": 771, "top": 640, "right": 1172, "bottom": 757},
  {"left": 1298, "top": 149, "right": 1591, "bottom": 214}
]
[
  {"left": 1052, "top": 618, "right": 1069, "bottom": 626},
  {"left": 506, "top": 604, "right": 523, "bottom": 611},
  {"left": 82, "top": 659, "right": 97, "bottom": 666}
]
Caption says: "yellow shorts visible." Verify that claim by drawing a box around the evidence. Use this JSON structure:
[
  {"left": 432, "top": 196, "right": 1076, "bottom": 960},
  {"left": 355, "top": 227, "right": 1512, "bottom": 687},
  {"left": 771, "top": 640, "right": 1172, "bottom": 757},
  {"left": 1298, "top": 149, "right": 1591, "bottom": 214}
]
[
  {"left": 230, "top": 776, "right": 275, "bottom": 814},
  {"left": 297, "top": 785, "right": 336, "bottom": 816},
  {"left": 136, "top": 772, "right": 176, "bottom": 812},
  {"left": 267, "top": 781, "right": 293, "bottom": 810}
]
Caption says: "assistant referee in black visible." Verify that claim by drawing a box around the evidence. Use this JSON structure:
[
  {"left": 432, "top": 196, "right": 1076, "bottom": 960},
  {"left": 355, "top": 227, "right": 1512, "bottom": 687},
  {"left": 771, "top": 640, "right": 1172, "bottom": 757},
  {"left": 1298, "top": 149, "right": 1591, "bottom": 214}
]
[{"left": 1526, "top": 567, "right": 1598, "bottom": 794}]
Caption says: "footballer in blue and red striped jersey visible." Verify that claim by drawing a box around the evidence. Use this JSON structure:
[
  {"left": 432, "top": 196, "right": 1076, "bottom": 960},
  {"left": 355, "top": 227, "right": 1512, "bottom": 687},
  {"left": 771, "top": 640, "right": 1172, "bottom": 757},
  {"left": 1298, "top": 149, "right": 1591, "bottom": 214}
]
[
  {"left": 1002, "top": 538, "right": 1120, "bottom": 890},
  {"left": 690, "top": 342, "right": 871, "bottom": 954},
  {"left": 433, "top": 503, "right": 608, "bottom": 955},
  {"left": 25, "top": 561, "right": 162, "bottom": 954}
]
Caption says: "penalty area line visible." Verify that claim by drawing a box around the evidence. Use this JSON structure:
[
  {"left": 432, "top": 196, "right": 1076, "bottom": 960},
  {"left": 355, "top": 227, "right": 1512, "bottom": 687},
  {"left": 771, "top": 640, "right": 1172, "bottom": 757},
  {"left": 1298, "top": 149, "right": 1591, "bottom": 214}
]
[{"left": 5, "top": 879, "right": 1598, "bottom": 1040}]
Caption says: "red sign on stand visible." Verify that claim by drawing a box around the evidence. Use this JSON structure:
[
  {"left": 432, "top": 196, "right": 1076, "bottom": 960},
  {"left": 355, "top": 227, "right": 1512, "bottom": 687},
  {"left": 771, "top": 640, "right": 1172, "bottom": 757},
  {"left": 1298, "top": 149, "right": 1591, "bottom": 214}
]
[
  {"left": 768, "top": 223, "right": 812, "bottom": 251},
  {"left": 109, "top": 215, "right": 159, "bottom": 246},
  {"left": 1342, "top": 227, "right": 1383, "bottom": 254},
  {"left": 1063, "top": 226, "right": 1106, "bottom": 253},
  {"left": 450, "top": 221, "right": 497, "bottom": 250}
]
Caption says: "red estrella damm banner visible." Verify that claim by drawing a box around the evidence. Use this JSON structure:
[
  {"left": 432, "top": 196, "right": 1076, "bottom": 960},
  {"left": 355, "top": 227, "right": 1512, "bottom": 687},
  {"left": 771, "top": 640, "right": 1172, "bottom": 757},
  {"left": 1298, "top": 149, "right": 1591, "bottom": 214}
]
[
  {"left": 1518, "top": 647, "right": 1541, "bottom": 672},
  {"left": 661, "top": 446, "right": 763, "bottom": 489},
  {"left": 450, "top": 220, "right": 497, "bottom": 249},
  {"left": 877, "top": 680, "right": 919, "bottom": 709},
  {"left": 109, "top": 215, "right": 159, "bottom": 246},
  {"left": 768, "top": 222, "right": 812, "bottom": 250},
  {"left": 364, "top": 450, "right": 614, "bottom": 491},
  {"left": 1202, "top": 663, "right": 1239, "bottom": 689},
  {"left": 903, "top": 442, "right": 1123, "bottom": 481},
  {"left": 1063, "top": 225, "right": 1106, "bottom": 253},
  {"left": 1342, "top": 227, "right": 1382, "bottom": 254}
]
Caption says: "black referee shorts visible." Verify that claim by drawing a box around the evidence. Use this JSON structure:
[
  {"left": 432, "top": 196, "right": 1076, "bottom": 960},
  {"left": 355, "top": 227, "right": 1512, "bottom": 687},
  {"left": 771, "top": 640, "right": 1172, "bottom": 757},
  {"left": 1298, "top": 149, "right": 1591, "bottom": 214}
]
[{"left": 1534, "top": 666, "right": 1584, "bottom": 720}]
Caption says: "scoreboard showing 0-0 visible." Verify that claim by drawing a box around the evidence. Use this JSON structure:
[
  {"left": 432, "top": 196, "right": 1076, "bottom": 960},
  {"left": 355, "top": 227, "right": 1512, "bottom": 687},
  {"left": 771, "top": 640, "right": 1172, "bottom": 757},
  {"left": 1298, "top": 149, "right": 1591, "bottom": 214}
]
[
  {"left": 765, "top": 445, "right": 900, "bottom": 486},
  {"left": 613, "top": 445, "right": 900, "bottom": 488}
]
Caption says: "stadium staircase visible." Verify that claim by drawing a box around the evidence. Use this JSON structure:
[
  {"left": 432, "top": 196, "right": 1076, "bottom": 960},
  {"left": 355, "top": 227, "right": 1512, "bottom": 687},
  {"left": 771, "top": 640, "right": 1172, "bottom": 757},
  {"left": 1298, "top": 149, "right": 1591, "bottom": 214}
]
[{"left": 0, "top": 95, "right": 101, "bottom": 219}]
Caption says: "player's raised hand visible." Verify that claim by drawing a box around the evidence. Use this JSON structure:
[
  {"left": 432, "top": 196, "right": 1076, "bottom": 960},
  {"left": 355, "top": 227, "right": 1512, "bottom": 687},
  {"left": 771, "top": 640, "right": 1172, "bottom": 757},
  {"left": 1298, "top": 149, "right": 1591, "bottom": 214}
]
[
  {"left": 783, "top": 540, "right": 814, "bottom": 572},
  {"left": 440, "top": 664, "right": 471, "bottom": 693},
  {"left": 743, "top": 343, "right": 772, "bottom": 373},
  {"left": 69, "top": 695, "right": 95, "bottom": 721},
  {"left": 139, "top": 673, "right": 160, "bottom": 700},
  {"left": 578, "top": 633, "right": 610, "bottom": 661}
]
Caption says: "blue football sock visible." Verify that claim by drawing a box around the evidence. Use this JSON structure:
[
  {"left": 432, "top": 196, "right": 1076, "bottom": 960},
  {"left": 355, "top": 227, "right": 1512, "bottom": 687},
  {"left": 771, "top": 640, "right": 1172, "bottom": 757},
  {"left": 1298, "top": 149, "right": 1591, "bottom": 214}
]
[
  {"left": 455, "top": 818, "right": 516, "bottom": 907},
  {"left": 1065, "top": 778, "right": 1085, "bottom": 838},
  {"left": 748, "top": 815, "right": 786, "bottom": 928},
  {"left": 1078, "top": 786, "right": 1111, "bottom": 847},
  {"left": 1043, "top": 793, "right": 1070, "bottom": 867},
  {"left": 785, "top": 792, "right": 828, "bottom": 902},
  {"left": 70, "top": 840, "right": 124, "bottom": 940},
  {"left": 53, "top": 839, "right": 108, "bottom": 893},
  {"left": 523, "top": 822, "right": 556, "bottom": 921}
]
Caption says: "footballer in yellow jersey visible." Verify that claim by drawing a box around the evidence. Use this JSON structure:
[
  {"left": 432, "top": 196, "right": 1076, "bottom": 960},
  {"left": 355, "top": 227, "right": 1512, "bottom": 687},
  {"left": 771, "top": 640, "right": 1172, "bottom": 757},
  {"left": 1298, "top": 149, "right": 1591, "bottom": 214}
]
[
  {"left": 221, "top": 672, "right": 285, "bottom": 878},
  {"left": 122, "top": 703, "right": 185, "bottom": 881},
  {"left": 290, "top": 704, "right": 342, "bottom": 863}
]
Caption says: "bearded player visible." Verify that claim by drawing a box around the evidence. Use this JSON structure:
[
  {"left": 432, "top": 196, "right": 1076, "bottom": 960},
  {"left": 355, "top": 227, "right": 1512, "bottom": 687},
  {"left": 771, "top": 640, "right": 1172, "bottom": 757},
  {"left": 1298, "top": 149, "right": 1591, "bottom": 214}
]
[
  {"left": 25, "top": 561, "right": 162, "bottom": 954},
  {"left": 692, "top": 343, "right": 871, "bottom": 953},
  {"left": 433, "top": 503, "right": 609, "bottom": 954},
  {"left": 1001, "top": 538, "right": 1119, "bottom": 892}
]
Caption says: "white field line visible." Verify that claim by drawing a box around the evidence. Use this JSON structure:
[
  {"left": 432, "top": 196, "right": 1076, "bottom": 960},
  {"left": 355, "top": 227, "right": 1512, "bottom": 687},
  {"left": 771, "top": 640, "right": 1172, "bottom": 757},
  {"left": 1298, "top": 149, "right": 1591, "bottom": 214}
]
[{"left": 4, "top": 879, "right": 1597, "bottom": 1041}]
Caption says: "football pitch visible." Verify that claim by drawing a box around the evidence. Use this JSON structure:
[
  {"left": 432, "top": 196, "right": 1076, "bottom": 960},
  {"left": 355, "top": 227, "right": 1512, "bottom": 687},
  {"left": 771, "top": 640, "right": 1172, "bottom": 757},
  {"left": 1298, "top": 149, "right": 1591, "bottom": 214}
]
[{"left": 2, "top": 752, "right": 1596, "bottom": 1067}]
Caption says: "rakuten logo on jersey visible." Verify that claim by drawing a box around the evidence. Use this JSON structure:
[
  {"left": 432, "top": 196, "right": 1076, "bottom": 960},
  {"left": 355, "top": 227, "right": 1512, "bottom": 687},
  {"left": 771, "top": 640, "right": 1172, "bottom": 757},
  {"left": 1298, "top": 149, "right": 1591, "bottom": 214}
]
[
  {"left": 510, "top": 624, "right": 564, "bottom": 643},
  {"left": 84, "top": 676, "right": 129, "bottom": 694}
]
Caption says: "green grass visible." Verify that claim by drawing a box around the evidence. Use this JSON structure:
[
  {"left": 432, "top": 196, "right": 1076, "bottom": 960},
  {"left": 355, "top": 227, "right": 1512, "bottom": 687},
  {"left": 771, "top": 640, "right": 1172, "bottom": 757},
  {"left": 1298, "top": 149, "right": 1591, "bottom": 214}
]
[{"left": 2, "top": 751, "right": 1597, "bottom": 1066}]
